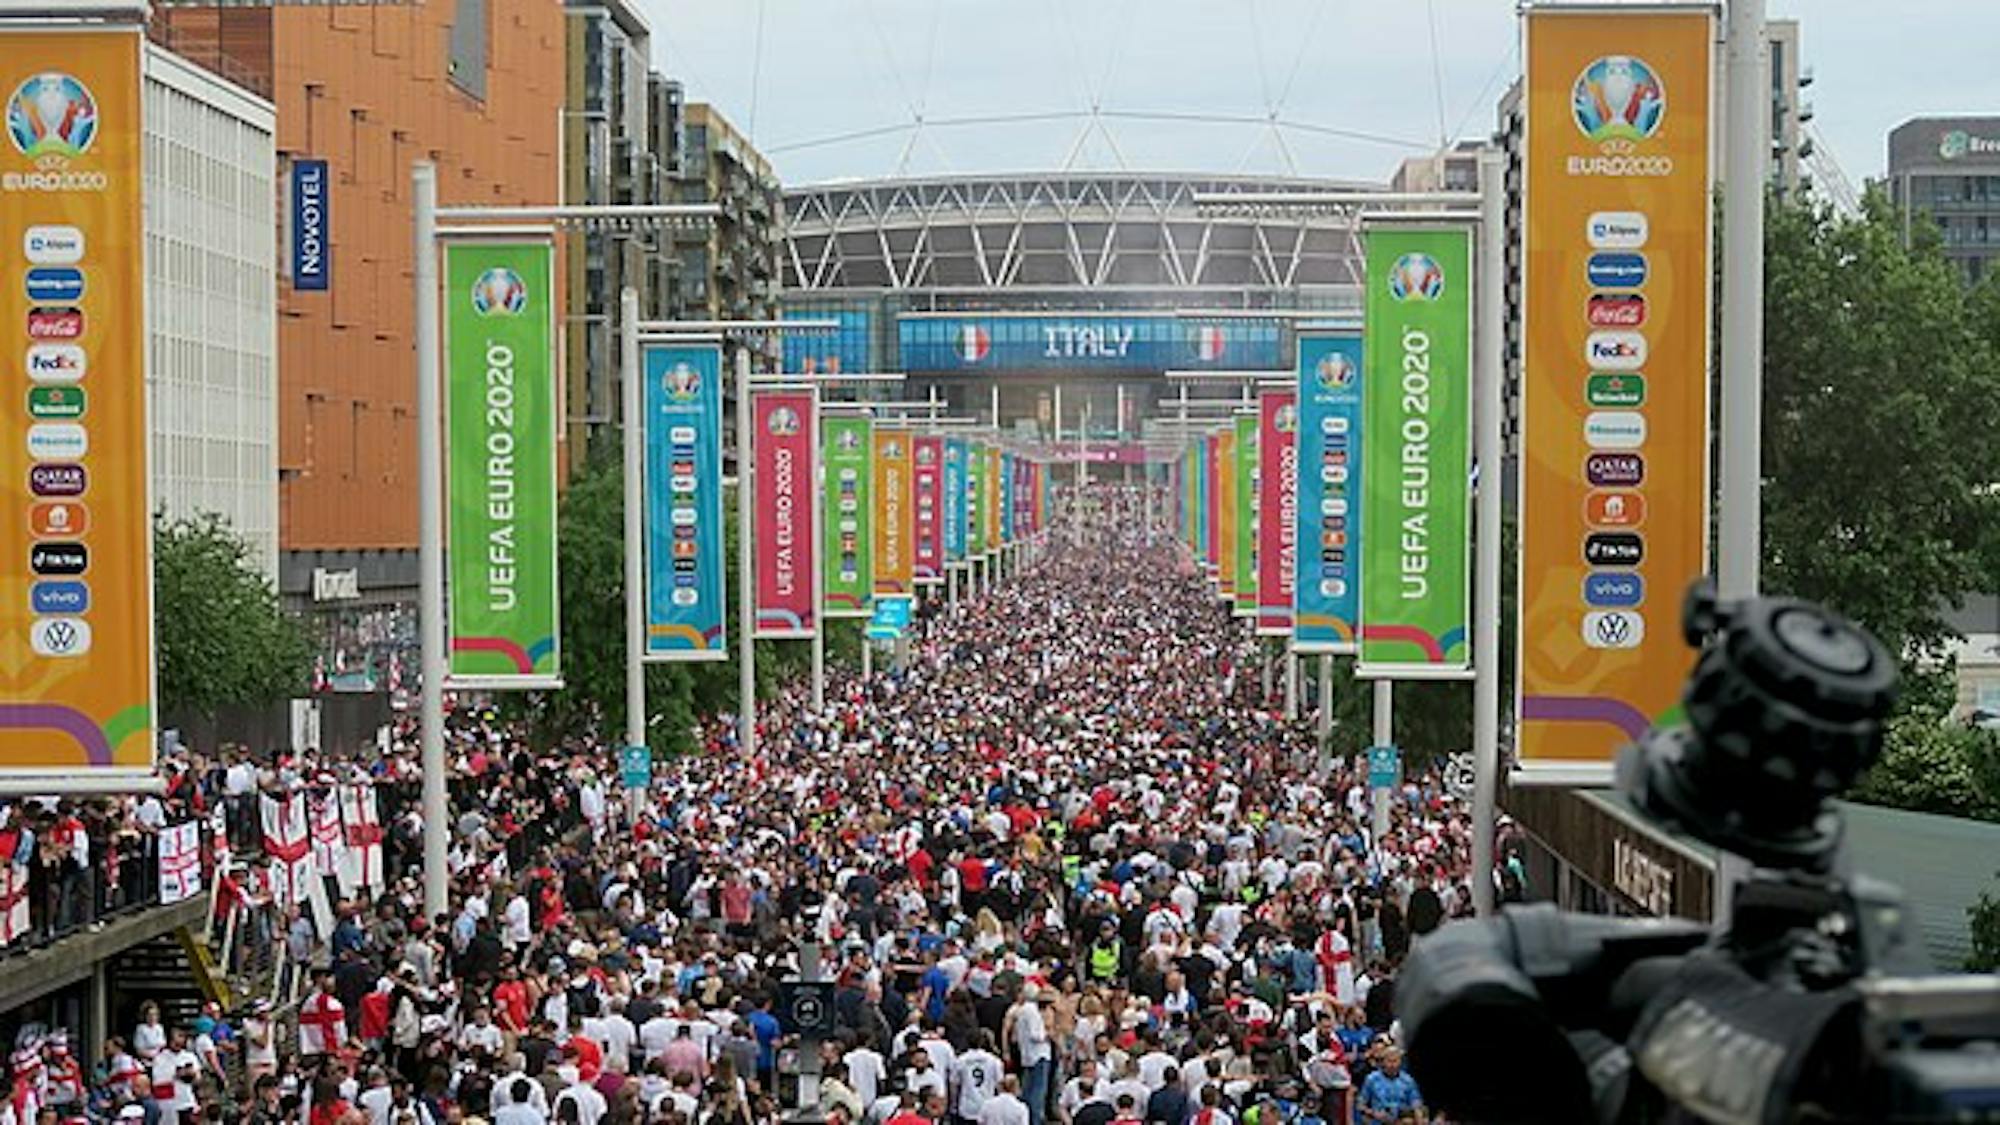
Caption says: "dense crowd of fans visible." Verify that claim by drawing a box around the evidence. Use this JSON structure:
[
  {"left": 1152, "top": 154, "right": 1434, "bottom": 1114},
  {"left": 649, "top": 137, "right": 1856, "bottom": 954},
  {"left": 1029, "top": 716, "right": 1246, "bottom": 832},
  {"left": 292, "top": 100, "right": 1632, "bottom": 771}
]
[{"left": 9, "top": 486, "right": 1473, "bottom": 1125}]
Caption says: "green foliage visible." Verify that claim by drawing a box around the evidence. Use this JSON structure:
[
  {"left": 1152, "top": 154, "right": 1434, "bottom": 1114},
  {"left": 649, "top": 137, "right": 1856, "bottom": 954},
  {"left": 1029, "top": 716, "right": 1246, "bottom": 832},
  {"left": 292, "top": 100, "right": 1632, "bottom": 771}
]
[
  {"left": 154, "top": 512, "right": 314, "bottom": 716},
  {"left": 1970, "top": 881, "right": 2000, "bottom": 971},
  {"left": 1849, "top": 664, "right": 2000, "bottom": 821},
  {"left": 502, "top": 455, "right": 824, "bottom": 756},
  {"left": 1762, "top": 193, "right": 2000, "bottom": 658}
]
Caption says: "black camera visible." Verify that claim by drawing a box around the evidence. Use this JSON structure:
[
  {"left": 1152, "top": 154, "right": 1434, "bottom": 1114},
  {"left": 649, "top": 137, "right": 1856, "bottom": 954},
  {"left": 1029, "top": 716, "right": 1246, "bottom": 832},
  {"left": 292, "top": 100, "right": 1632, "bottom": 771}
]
[{"left": 1396, "top": 583, "right": 2000, "bottom": 1124}]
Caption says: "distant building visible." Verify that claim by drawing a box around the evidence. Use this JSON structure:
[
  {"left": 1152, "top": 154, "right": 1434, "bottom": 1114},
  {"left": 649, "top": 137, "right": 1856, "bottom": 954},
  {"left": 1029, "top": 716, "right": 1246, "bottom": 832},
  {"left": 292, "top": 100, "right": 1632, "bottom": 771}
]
[
  {"left": 143, "top": 45, "right": 278, "bottom": 577},
  {"left": 1887, "top": 117, "right": 2000, "bottom": 284},
  {"left": 671, "top": 103, "right": 782, "bottom": 363},
  {"left": 1767, "top": 19, "right": 1812, "bottom": 201},
  {"left": 561, "top": 0, "right": 683, "bottom": 460},
  {"left": 1389, "top": 140, "right": 1484, "bottom": 194}
]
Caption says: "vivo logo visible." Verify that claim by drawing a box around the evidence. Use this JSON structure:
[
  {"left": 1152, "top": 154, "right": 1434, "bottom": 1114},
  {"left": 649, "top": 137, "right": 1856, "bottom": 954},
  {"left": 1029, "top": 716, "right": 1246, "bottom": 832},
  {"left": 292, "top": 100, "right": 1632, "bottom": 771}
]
[
  {"left": 26, "top": 344, "right": 85, "bottom": 384},
  {"left": 1584, "top": 411, "right": 1647, "bottom": 451},
  {"left": 1586, "top": 252, "right": 1648, "bottom": 288},
  {"left": 1583, "top": 610, "right": 1645, "bottom": 650},
  {"left": 23, "top": 225, "right": 84, "bottom": 264},
  {"left": 1587, "top": 331, "right": 1648, "bottom": 370},
  {"left": 30, "top": 580, "right": 88, "bottom": 615},
  {"left": 1583, "top": 572, "right": 1645, "bottom": 608},
  {"left": 1586, "top": 212, "right": 1649, "bottom": 249}
]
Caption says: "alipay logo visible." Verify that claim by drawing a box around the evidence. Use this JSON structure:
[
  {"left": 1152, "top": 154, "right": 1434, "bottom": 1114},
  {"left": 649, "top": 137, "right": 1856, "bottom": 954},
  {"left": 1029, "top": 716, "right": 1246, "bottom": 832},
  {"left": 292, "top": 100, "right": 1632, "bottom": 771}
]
[
  {"left": 1586, "top": 212, "right": 1648, "bottom": 249},
  {"left": 23, "top": 225, "right": 83, "bottom": 264}
]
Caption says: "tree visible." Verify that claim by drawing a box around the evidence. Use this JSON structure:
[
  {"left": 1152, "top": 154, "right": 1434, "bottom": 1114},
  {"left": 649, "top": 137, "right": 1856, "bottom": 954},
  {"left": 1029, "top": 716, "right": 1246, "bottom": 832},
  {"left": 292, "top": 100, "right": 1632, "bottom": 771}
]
[
  {"left": 154, "top": 512, "right": 314, "bottom": 716},
  {"left": 504, "top": 456, "right": 821, "bottom": 755},
  {"left": 1761, "top": 194, "right": 2000, "bottom": 658},
  {"left": 1970, "top": 879, "right": 2000, "bottom": 971}
]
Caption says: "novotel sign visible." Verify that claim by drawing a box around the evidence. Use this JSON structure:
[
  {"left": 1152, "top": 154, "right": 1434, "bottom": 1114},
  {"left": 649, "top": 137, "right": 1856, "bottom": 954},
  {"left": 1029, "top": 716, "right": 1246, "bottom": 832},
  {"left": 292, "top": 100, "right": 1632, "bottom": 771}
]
[{"left": 291, "top": 159, "right": 329, "bottom": 291}]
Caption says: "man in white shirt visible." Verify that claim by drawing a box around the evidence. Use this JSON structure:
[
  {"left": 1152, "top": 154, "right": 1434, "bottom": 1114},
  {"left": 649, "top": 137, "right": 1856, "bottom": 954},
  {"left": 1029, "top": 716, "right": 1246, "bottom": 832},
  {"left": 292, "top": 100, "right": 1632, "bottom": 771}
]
[
  {"left": 952, "top": 1032, "right": 1004, "bottom": 1124},
  {"left": 1010, "top": 987, "right": 1053, "bottom": 1125},
  {"left": 553, "top": 1071, "right": 607, "bottom": 1125},
  {"left": 1134, "top": 1035, "right": 1177, "bottom": 1093},
  {"left": 843, "top": 1039, "right": 888, "bottom": 1109},
  {"left": 492, "top": 1080, "right": 547, "bottom": 1125},
  {"left": 977, "top": 1077, "right": 1031, "bottom": 1125},
  {"left": 147, "top": 1029, "right": 199, "bottom": 1125}
]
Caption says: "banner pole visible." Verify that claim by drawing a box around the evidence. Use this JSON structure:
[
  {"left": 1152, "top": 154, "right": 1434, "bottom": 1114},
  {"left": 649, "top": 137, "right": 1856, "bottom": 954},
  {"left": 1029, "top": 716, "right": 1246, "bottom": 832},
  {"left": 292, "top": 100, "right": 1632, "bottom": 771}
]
[
  {"left": 737, "top": 346, "right": 757, "bottom": 758},
  {"left": 1472, "top": 153, "right": 1505, "bottom": 916},
  {"left": 1284, "top": 643, "right": 1299, "bottom": 720},
  {"left": 1372, "top": 679, "right": 1394, "bottom": 842},
  {"left": 1317, "top": 654, "right": 1333, "bottom": 740},
  {"left": 412, "top": 161, "right": 449, "bottom": 920},
  {"left": 620, "top": 288, "right": 647, "bottom": 815},
  {"left": 862, "top": 634, "right": 873, "bottom": 680}
]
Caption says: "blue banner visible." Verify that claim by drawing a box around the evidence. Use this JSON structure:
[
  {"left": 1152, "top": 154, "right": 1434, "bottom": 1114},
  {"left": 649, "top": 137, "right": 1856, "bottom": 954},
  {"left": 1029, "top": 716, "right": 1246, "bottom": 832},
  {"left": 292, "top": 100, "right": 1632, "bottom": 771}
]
[
  {"left": 291, "top": 159, "right": 329, "bottom": 291},
  {"left": 999, "top": 451, "right": 1015, "bottom": 545},
  {"left": 784, "top": 308, "right": 872, "bottom": 374},
  {"left": 643, "top": 343, "right": 727, "bottom": 661},
  {"left": 1294, "top": 330, "right": 1362, "bottom": 654},
  {"left": 1195, "top": 441, "right": 1211, "bottom": 563},
  {"left": 899, "top": 314, "right": 1283, "bottom": 374},
  {"left": 943, "top": 438, "right": 968, "bottom": 563}
]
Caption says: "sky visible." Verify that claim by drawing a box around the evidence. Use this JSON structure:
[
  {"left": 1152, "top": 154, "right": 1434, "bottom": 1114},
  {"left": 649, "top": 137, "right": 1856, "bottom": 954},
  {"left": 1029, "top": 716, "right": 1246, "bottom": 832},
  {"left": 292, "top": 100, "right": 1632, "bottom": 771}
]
[{"left": 633, "top": 0, "right": 2000, "bottom": 191}]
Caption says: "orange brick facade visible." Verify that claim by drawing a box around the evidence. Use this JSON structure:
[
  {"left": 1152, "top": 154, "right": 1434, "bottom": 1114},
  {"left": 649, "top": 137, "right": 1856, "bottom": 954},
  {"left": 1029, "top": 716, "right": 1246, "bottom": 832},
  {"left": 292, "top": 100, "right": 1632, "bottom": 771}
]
[{"left": 160, "top": 1, "right": 564, "bottom": 553}]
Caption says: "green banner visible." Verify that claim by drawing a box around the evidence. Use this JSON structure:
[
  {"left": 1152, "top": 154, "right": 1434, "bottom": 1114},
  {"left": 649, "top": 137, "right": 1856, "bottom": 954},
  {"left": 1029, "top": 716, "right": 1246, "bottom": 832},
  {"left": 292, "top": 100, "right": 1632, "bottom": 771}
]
[
  {"left": 1233, "top": 412, "right": 1258, "bottom": 617},
  {"left": 1360, "top": 228, "right": 1472, "bottom": 677},
  {"left": 822, "top": 415, "right": 874, "bottom": 617},
  {"left": 966, "top": 443, "right": 988, "bottom": 557},
  {"left": 444, "top": 241, "right": 561, "bottom": 686}
]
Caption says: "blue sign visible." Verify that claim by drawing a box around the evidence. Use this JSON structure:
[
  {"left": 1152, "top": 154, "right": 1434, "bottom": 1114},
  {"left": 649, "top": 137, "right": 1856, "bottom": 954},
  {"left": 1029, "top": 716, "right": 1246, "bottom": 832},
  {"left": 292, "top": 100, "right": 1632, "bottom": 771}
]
[
  {"left": 784, "top": 308, "right": 871, "bottom": 374},
  {"left": 1584, "top": 571, "right": 1644, "bottom": 608},
  {"left": 1585, "top": 252, "right": 1646, "bottom": 289},
  {"left": 866, "top": 595, "right": 913, "bottom": 640},
  {"left": 291, "top": 159, "right": 330, "bottom": 292},
  {"left": 643, "top": 343, "right": 727, "bottom": 660},
  {"left": 943, "top": 438, "right": 968, "bottom": 563},
  {"left": 25, "top": 268, "right": 83, "bottom": 303},
  {"left": 998, "top": 451, "right": 1015, "bottom": 545},
  {"left": 619, "top": 744, "right": 652, "bottom": 790},
  {"left": 31, "top": 580, "right": 87, "bottom": 615},
  {"left": 1367, "top": 745, "right": 1401, "bottom": 789},
  {"left": 899, "top": 315, "right": 1283, "bottom": 374},
  {"left": 1293, "top": 330, "right": 1361, "bottom": 654}
]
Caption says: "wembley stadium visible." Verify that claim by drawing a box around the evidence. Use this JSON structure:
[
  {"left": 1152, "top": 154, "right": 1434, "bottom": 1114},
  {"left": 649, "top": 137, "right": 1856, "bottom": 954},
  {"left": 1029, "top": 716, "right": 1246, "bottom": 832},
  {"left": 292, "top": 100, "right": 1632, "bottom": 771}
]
[{"left": 777, "top": 171, "right": 1381, "bottom": 462}]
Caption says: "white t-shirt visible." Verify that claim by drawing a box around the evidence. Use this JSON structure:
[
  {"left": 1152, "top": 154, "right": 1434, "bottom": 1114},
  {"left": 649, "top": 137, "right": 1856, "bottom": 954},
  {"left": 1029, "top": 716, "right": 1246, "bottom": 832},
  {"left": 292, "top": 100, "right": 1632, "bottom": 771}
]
[
  {"left": 977, "top": 1093, "right": 1030, "bottom": 1125},
  {"left": 844, "top": 1047, "right": 887, "bottom": 1108},
  {"left": 150, "top": 1049, "right": 198, "bottom": 1111},
  {"left": 953, "top": 1049, "right": 1003, "bottom": 1120}
]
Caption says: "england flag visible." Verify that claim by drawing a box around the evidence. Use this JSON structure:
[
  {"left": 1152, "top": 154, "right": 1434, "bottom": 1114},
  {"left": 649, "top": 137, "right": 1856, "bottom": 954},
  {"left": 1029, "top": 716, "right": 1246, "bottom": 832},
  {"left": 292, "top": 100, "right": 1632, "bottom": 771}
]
[
  {"left": 260, "top": 793, "right": 313, "bottom": 906},
  {"left": 337, "top": 785, "right": 386, "bottom": 897}
]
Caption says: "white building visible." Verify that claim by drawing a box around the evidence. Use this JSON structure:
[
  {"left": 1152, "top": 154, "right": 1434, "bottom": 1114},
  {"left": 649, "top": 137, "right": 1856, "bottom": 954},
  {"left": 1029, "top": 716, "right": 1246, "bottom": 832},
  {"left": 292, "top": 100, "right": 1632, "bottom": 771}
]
[{"left": 143, "top": 45, "right": 278, "bottom": 576}]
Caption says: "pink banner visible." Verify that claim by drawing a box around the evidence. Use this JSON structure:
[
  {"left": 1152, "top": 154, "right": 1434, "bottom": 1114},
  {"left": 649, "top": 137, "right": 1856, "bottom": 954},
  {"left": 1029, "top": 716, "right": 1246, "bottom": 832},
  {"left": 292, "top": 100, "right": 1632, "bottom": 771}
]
[
  {"left": 753, "top": 388, "right": 819, "bottom": 638},
  {"left": 913, "top": 436, "right": 944, "bottom": 584},
  {"left": 1258, "top": 389, "right": 1297, "bottom": 636}
]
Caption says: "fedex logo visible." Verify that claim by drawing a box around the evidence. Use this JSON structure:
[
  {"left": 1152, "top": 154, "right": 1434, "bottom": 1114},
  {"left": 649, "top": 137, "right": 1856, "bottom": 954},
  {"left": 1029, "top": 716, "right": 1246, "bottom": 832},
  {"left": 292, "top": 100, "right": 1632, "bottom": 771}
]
[
  {"left": 1587, "top": 331, "right": 1647, "bottom": 371},
  {"left": 26, "top": 344, "right": 84, "bottom": 384}
]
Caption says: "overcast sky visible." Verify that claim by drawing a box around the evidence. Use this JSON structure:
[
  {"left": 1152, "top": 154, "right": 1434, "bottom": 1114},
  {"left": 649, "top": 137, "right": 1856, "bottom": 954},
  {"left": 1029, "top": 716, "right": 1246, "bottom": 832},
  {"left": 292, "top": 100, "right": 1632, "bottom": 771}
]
[{"left": 635, "top": 1, "right": 2000, "bottom": 190}]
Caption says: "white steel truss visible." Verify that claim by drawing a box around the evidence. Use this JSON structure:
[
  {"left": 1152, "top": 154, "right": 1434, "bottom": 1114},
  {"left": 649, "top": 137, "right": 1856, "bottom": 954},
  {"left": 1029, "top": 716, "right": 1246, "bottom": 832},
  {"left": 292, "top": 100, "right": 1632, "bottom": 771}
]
[{"left": 782, "top": 172, "right": 1375, "bottom": 295}]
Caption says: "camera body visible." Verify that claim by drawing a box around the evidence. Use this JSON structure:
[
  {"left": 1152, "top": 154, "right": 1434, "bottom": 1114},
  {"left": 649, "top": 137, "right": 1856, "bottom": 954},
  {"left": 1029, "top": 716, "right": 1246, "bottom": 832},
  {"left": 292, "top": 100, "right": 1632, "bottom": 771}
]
[{"left": 1397, "top": 584, "right": 2000, "bottom": 1124}]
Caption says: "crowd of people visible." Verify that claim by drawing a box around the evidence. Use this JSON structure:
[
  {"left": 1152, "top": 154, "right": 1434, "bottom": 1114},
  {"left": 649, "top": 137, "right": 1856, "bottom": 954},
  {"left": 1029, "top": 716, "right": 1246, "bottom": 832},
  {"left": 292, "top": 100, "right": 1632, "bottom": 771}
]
[{"left": 13, "top": 486, "right": 1477, "bottom": 1125}]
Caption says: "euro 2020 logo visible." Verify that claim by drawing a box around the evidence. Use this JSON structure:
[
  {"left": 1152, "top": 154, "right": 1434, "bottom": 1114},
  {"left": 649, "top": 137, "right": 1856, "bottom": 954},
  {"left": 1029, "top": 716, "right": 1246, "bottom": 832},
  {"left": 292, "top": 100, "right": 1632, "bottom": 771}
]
[
  {"left": 1315, "top": 352, "right": 1355, "bottom": 390},
  {"left": 1273, "top": 404, "right": 1298, "bottom": 434},
  {"left": 6, "top": 72, "right": 97, "bottom": 162},
  {"left": 471, "top": 267, "right": 529, "bottom": 316},
  {"left": 665, "top": 362, "right": 701, "bottom": 402},
  {"left": 1387, "top": 253, "right": 1445, "bottom": 302},
  {"left": 766, "top": 406, "right": 801, "bottom": 437},
  {"left": 1572, "top": 55, "right": 1665, "bottom": 146}
]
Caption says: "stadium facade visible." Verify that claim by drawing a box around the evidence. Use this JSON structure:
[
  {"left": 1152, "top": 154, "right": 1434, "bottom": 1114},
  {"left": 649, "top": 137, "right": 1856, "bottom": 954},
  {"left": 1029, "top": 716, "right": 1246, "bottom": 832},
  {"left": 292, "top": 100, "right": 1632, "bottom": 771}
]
[{"left": 777, "top": 172, "right": 1378, "bottom": 465}]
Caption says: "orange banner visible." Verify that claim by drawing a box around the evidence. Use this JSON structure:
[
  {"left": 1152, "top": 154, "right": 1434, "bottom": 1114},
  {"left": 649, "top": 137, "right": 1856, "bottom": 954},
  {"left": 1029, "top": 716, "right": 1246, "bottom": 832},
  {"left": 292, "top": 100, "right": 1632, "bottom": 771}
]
[
  {"left": 0, "top": 30, "right": 153, "bottom": 776},
  {"left": 872, "top": 428, "right": 913, "bottom": 596},
  {"left": 1518, "top": 8, "right": 1714, "bottom": 773}
]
